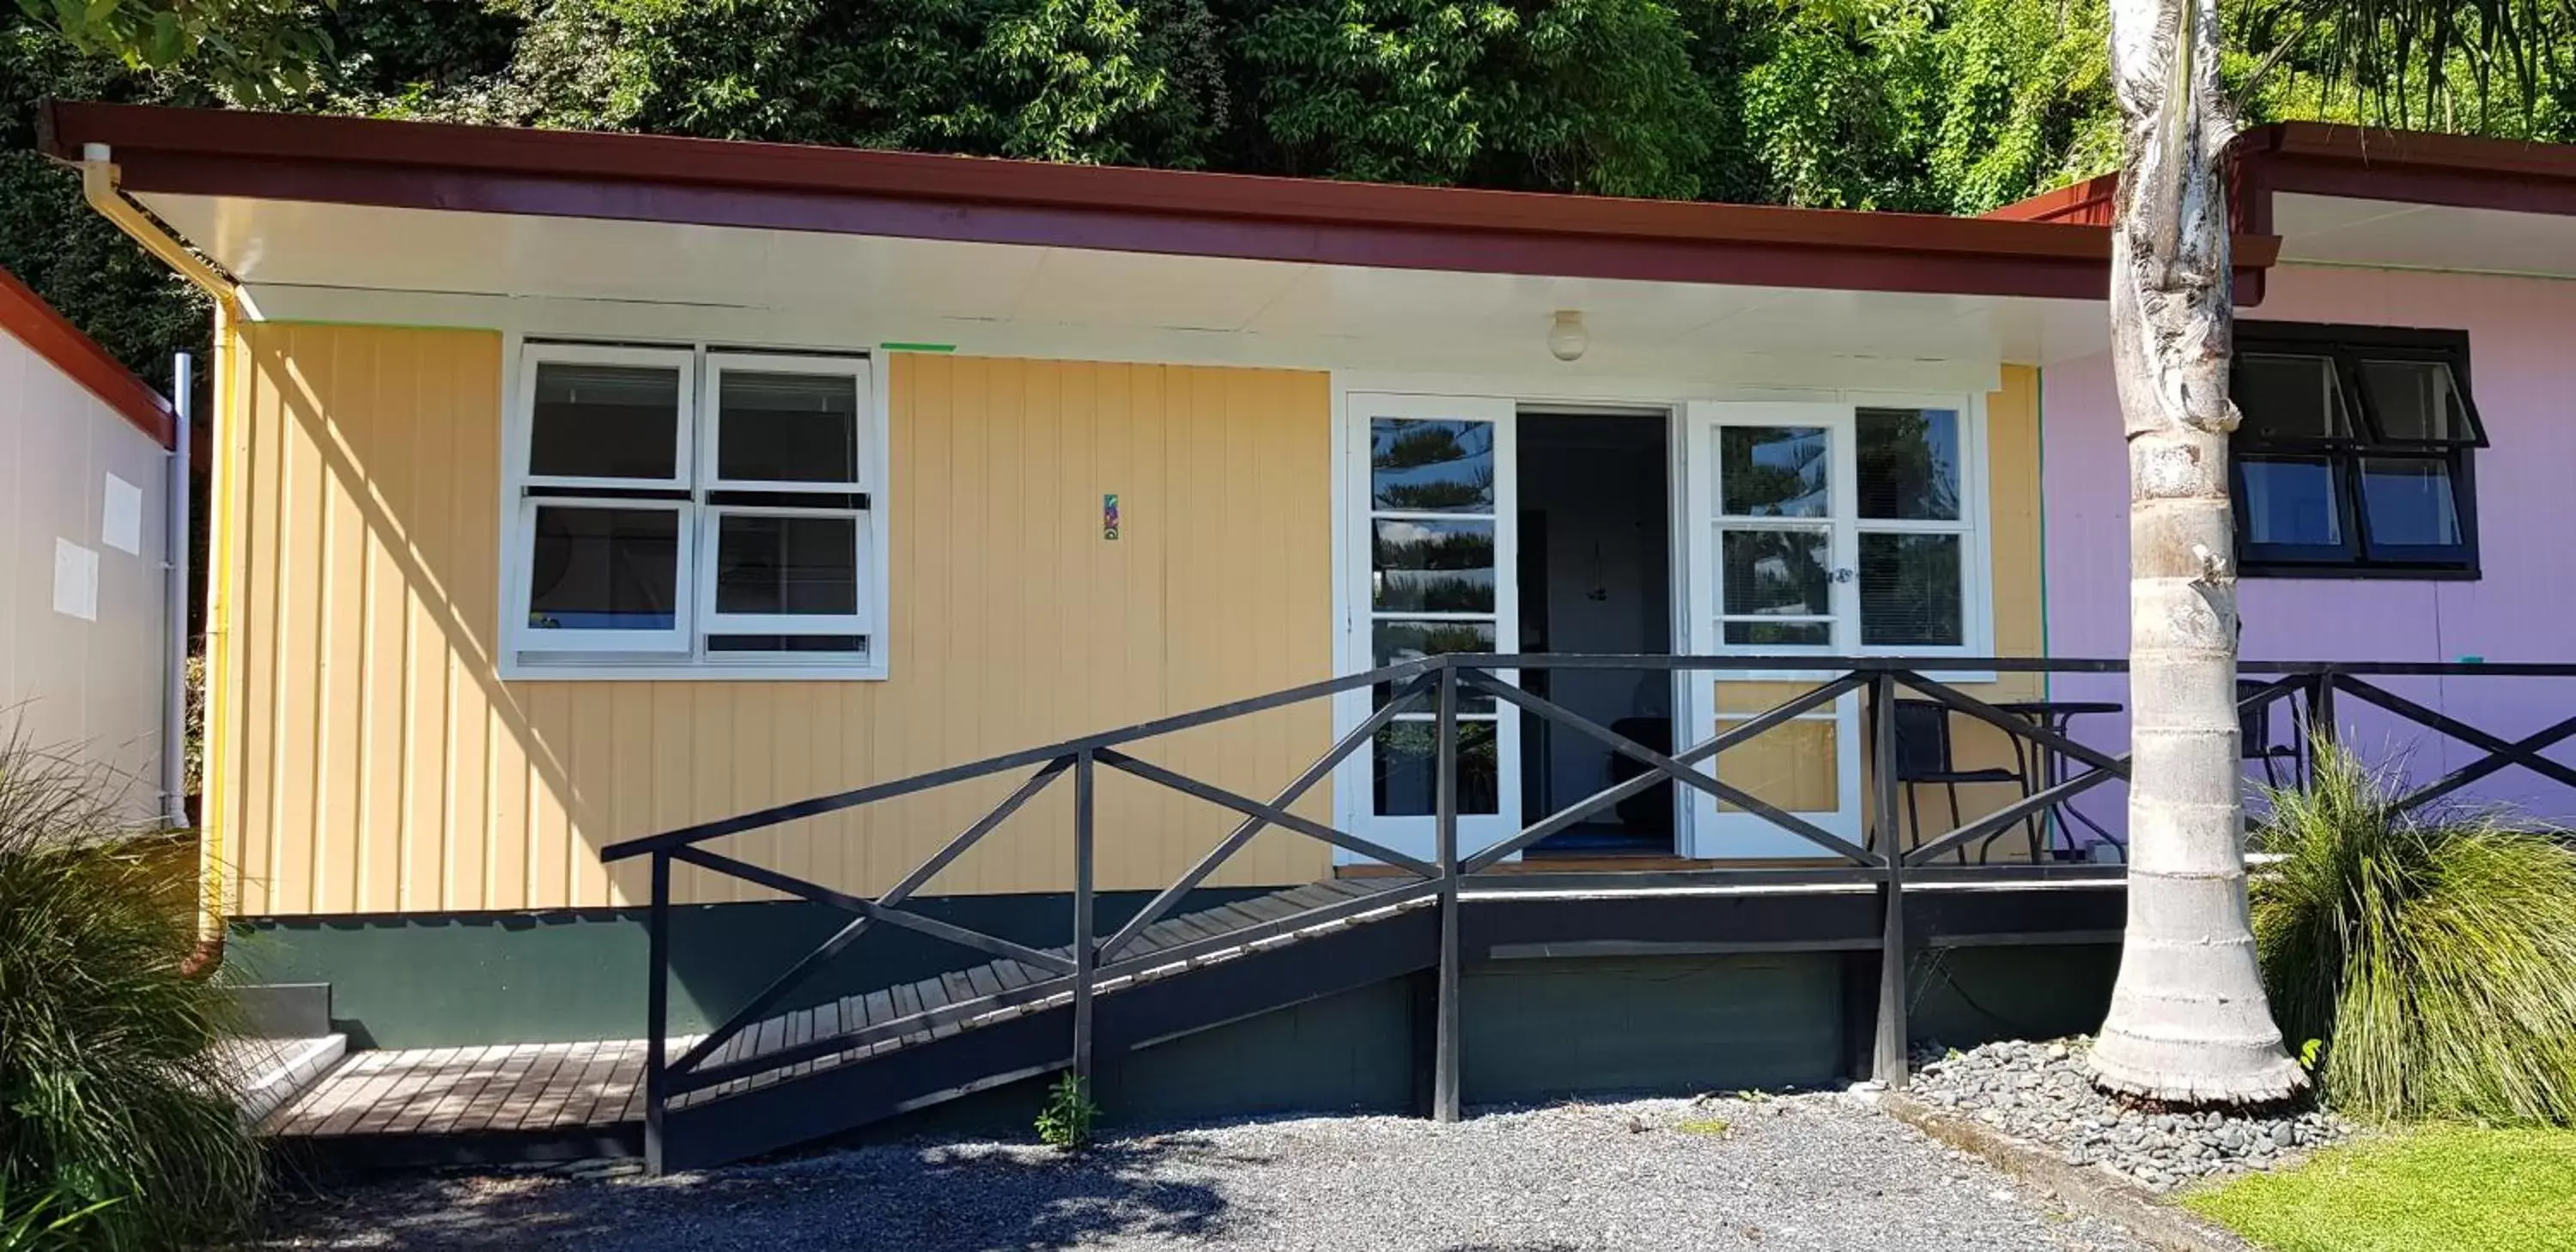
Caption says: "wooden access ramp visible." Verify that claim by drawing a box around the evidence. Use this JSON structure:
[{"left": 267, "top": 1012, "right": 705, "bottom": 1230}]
[{"left": 264, "top": 878, "right": 1437, "bottom": 1170}]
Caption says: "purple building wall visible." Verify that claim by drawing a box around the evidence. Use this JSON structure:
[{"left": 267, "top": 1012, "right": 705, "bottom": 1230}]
[{"left": 2040, "top": 264, "right": 2576, "bottom": 833}]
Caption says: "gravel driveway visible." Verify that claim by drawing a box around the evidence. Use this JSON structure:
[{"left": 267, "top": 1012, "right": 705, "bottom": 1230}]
[{"left": 259, "top": 1093, "right": 2153, "bottom": 1250}]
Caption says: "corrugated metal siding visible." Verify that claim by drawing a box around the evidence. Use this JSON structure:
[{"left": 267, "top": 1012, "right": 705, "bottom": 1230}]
[
  {"left": 0, "top": 324, "right": 170, "bottom": 811},
  {"left": 220, "top": 327, "right": 1334, "bottom": 916}
]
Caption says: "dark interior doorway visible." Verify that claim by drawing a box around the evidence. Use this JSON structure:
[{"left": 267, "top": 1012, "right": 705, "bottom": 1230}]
[{"left": 1516, "top": 410, "right": 1674, "bottom": 854}]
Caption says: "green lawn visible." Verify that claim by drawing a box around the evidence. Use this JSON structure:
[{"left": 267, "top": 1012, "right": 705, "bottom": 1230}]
[{"left": 2184, "top": 1126, "right": 2576, "bottom": 1252}]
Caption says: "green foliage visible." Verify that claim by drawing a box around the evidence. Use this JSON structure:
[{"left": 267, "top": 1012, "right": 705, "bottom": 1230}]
[
  {"left": 1926, "top": 0, "right": 2116, "bottom": 213},
  {"left": 0, "top": 1181, "right": 116, "bottom": 1252},
  {"left": 13, "top": 0, "right": 328, "bottom": 104},
  {"left": 0, "top": 732, "right": 264, "bottom": 1251},
  {"left": 2184, "top": 1125, "right": 2576, "bottom": 1252},
  {"left": 12, "top": 0, "right": 2576, "bottom": 394},
  {"left": 1230, "top": 0, "right": 1723, "bottom": 197},
  {"left": 0, "top": 13, "right": 211, "bottom": 380},
  {"left": 2252, "top": 744, "right": 2576, "bottom": 1126},
  {"left": 335, "top": 0, "right": 1228, "bottom": 167},
  {"left": 1036, "top": 1072, "right": 1098, "bottom": 1150}
]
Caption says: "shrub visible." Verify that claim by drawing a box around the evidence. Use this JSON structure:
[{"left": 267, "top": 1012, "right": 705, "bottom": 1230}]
[
  {"left": 1035, "top": 1073, "right": 1097, "bottom": 1152},
  {"left": 0, "top": 734, "right": 263, "bottom": 1249},
  {"left": 0, "top": 1181, "right": 116, "bottom": 1252},
  {"left": 2251, "top": 743, "right": 2576, "bottom": 1125}
]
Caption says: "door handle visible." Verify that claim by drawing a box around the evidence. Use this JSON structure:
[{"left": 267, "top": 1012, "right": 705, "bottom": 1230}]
[{"left": 1831, "top": 568, "right": 1856, "bottom": 584}]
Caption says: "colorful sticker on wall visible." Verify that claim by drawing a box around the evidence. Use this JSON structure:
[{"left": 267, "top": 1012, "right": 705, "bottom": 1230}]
[{"left": 1103, "top": 493, "right": 1121, "bottom": 541}]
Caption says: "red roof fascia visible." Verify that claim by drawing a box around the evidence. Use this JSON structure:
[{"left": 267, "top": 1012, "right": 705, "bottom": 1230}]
[{"left": 38, "top": 100, "right": 2283, "bottom": 303}]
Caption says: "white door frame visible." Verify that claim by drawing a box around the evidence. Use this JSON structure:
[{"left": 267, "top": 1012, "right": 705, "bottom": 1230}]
[{"left": 1676, "top": 401, "right": 1868, "bottom": 858}]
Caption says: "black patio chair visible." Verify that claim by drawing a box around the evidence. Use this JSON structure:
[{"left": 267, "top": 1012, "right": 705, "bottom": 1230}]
[{"left": 1889, "top": 699, "right": 2040, "bottom": 863}]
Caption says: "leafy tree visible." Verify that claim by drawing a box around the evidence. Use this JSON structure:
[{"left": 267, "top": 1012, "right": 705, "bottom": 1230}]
[
  {"left": 0, "top": 13, "right": 209, "bottom": 380},
  {"left": 338, "top": 0, "right": 1227, "bottom": 167},
  {"left": 1929, "top": 0, "right": 2119, "bottom": 212},
  {"left": 1741, "top": 0, "right": 1943, "bottom": 208},
  {"left": 13, "top": 0, "right": 327, "bottom": 103},
  {"left": 1224, "top": 0, "right": 1724, "bottom": 197}
]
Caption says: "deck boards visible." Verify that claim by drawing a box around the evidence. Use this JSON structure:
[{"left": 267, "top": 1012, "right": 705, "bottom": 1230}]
[{"left": 262, "top": 878, "right": 1421, "bottom": 1143}]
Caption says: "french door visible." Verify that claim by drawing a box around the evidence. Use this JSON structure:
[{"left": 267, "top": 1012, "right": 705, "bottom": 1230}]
[
  {"left": 1678, "top": 403, "right": 1868, "bottom": 858},
  {"left": 1334, "top": 393, "right": 1523, "bottom": 865}
]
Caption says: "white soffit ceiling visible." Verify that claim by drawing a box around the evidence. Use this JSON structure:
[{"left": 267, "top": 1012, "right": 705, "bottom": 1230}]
[
  {"left": 138, "top": 191, "right": 2105, "bottom": 365},
  {"left": 2273, "top": 192, "right": 2576, "bottom": 279}
]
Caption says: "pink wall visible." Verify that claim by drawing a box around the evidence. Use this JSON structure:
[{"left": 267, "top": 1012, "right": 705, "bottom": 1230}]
[{"left": 2041, "top": 264, "right": 2576, "bottom": 829}]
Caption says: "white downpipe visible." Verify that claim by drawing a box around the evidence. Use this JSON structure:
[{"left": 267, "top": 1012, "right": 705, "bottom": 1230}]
[{"left": 164, "top": 353, "right": 192, "bottom": 829}]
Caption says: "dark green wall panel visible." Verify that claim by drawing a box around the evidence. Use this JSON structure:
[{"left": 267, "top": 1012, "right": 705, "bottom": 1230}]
[
  {"left": 1908, "top": 944, "right": 2119, "bottom": 1048},
  {"left": 232, "top": 888, "right": 1272, "bottom": 1048},
  {"left": 1461, "top": 955, "right": 1844, "bottom": 1102}
]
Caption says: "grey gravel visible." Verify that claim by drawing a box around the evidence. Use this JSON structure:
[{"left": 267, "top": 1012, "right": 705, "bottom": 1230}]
[
  {"left": 1910, "top": 1037, "right": 2355, "bottom": 1193},
  {"left": 258, "top": 1094, "right": 2153, "bottom": 1250}
]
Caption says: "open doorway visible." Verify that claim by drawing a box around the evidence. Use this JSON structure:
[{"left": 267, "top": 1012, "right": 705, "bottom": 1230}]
[{"left": 1516, "top": 410, "right": 1674, "bottom": 855}]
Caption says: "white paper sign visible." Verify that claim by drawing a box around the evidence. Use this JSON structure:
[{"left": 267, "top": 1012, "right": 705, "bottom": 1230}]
[
  {"left": 53, "top": 539, "right": 98, "bottom": 622},
  {"left": 102, "top": 473, "right": 143, "bottom": 555}
]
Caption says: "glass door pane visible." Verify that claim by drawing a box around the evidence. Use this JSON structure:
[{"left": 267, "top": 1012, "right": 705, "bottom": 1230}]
[
  {"left": 1680, "top": 402, "right": 1865, "bottom": 858},
  {"left": 1713, "top": 423, "right": 1840, "bottom": 651},
  {"left": 1340, "top": 395, "right": 1521, "bottom": 866}
]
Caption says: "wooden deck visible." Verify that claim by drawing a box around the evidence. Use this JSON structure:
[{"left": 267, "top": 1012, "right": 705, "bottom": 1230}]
[
  {"left": 264, "top": 1039, "right": 652, "bottom": 1140},
  {"left": 263, "top": 878, "right": 1419, "bottom": 1149}
]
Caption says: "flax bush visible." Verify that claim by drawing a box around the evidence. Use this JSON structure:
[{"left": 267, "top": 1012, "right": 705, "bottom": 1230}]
[
  {"left": 0, "top": 733, "right": 262, "bottom": 1249},
  {"left": 2252, "top": 744, "right": 2576, "bottom": 1125}
]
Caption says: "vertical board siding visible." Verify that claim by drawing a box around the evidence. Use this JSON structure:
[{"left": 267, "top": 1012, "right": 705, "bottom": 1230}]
[
  {"left": 2044, "top": 268, "right": 2576, "bottom": 833},
  {"left": 222, "top": 328, "right": 1334, "bottom": 915}
]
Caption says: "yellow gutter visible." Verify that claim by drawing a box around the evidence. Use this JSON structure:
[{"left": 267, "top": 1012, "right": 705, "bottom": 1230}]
[{"left": 77, "top": 148, "right": 245, "bottom": 974}]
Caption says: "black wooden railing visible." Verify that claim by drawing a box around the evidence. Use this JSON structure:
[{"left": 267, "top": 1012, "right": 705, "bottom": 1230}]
[{"left": 598, "top": 655, "right": 2576, "bottom": 1170}]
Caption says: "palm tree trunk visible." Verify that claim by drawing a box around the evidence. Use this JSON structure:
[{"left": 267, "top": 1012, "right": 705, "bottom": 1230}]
[{"left": 2089, "top": 0, "right": 2306, "bottom": 1105}]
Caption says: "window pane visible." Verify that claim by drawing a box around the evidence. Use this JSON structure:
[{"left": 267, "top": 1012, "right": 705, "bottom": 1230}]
[
  {"left": 708, "top": 635, "right": 867, "bottom": 653},
  {"left": 2234, "top": 354, "right": 2352, "bottom": 441},
  {"left": 2358, "top": 360, "right": 2470, "bottom": 442},
  {"left": 714, "top": 514, "right": 859, "bottom": 615},
  {"left": 1858, "top": 532, "right": 1962, "bottom": 647},
  {"left": 2239, "top": 458, "right": 2344, "bottom": 546},
  {"left": 1372, "top": 519, "right": 1494, "bottom": 612},
  {"left": 1856, "top": 408, "right": 1960, "bottom": 520},
  {"left": 2359, "top": 458, "right": 2463, "bottom": 549},
  {"left": 1374, "top": 619, "right": 1497, "bottom": 712},
  {"left": 1720, "top": 427, "right": 1829, "bottom": 517},
  {"left": 718, "top": 371, "right": 860, "bottom": 483},
  {"left": 1372, "top": 419, "right": 1493, "bottom": 513},
  {"left": 526, "top": 507, "right": 678, "bottom": 631},
  {"left": 1373, "top": 720, "right": 1498, "bottom": 817},
  {"left": 530, "top": 363, "right": 681, "bottom": 480},
  {"left": 1723, "top": 621, "right": 1832, "bottom": 646},
  {"left": 1722, "top": 527, "right": 1830, "bottom": 617}
]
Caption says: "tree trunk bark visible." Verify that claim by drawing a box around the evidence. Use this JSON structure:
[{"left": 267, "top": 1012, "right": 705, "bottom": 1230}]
[{"left": 2089, "top": 0, "right": 2306, "bottom": 1105}]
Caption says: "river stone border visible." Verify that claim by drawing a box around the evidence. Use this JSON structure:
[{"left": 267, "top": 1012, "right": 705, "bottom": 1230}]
[
  {"left": 1907, "top": 1038, "right": 2353, "bottom": 1192},
  {"left": 1882, "top": 1092, "right": 2257, "bottom": 1252}
]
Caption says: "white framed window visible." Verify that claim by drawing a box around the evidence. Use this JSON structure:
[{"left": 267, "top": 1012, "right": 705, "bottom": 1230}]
[
  {"left": 1850, "top": 399, "right": 1986, "bottom": 654},
  {"left": 506, "top": 342, "right": 884, "bottom": 678}
]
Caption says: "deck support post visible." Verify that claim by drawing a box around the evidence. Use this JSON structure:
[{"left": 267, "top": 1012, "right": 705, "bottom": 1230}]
[
  {"left": 643, "top": 849, "right": 671, "bottom": 1174},
  {"left": 1871, "top": 672, "right": 1911, "bottom": 1087},
  {"left": 1072, "top": 749, "right": 1097, "bottom": 1086},
  {"left": 1432, "top": 663, "right": 1464, "bottom": 1123}
]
